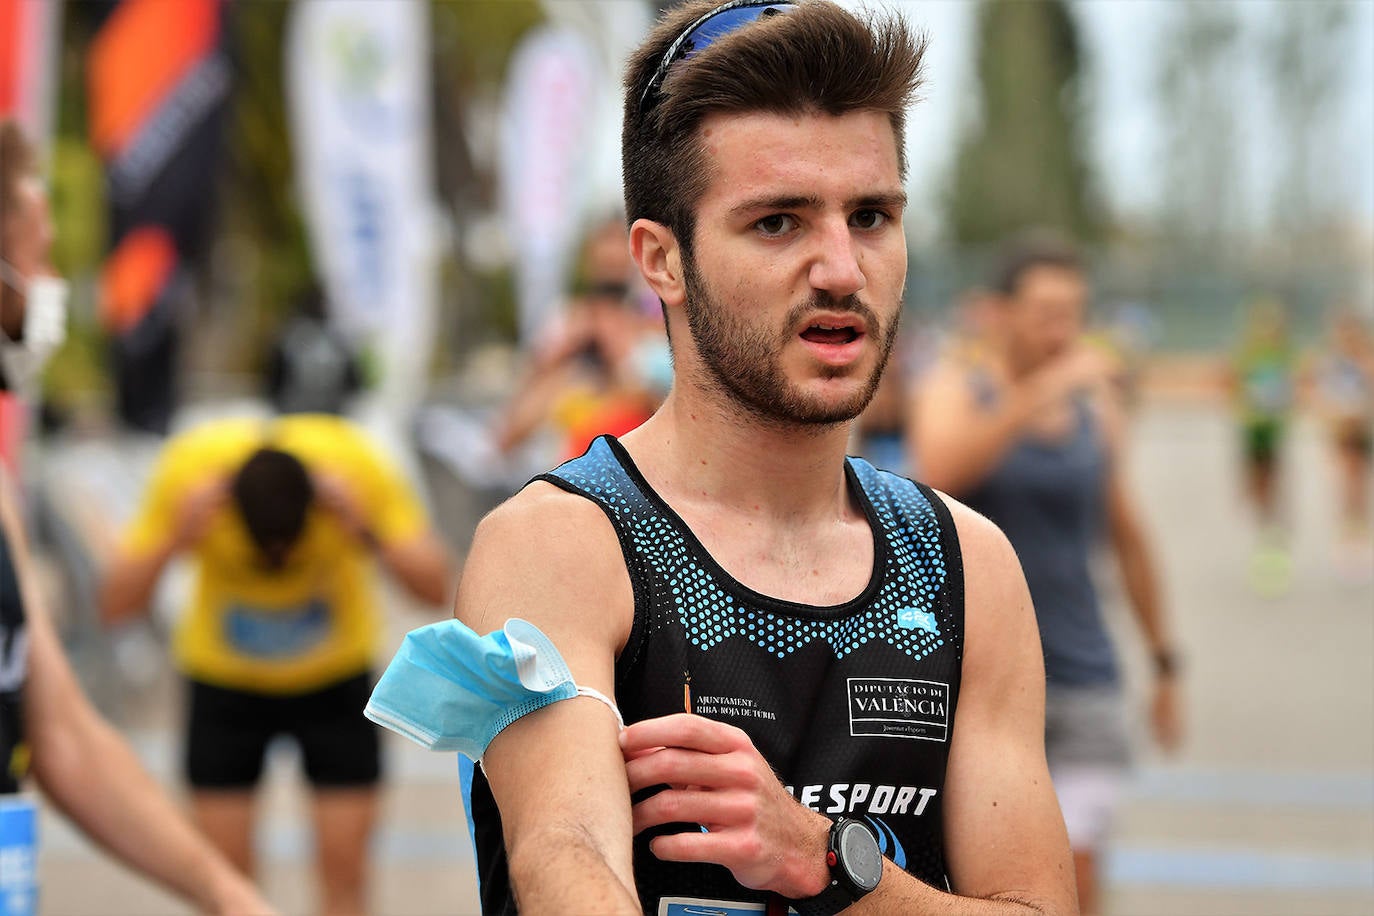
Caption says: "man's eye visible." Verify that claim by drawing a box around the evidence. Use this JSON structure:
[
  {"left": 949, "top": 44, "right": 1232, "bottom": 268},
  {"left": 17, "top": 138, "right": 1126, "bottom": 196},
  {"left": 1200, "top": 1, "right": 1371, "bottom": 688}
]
[
  {"left": 851, "top": 209, "right": 888, "bottom": 230},
  {"left": 756, "top": 214, "right": 796, "bottom": 236}
]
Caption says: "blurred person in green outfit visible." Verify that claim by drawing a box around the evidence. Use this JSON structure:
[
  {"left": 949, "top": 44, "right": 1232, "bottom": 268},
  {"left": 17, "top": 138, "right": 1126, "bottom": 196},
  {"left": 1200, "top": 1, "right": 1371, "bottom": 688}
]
[{"left": 1228, "top": 298, "right": 1297, "bottom": 595}]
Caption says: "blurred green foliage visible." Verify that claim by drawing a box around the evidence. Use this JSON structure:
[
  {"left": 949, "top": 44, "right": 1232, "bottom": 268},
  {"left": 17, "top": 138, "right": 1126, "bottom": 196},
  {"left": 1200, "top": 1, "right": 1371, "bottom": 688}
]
[
  {"left": 431, "top": 0, "right": 545, "bottom": 350},
  {"left": 947, "top": 0, "right": 1101, "bottom": 246},
  {"left": 220, "top": 0, "right": 314, "bottom": 372},
  {"left": 220, "top": 0, "right": 544, "bottom": 371}
]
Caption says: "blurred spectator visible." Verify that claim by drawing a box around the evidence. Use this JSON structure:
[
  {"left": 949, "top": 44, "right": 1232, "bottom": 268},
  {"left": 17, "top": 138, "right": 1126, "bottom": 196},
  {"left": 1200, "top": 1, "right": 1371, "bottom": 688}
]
[
  {"left": 1228, "top": 297, "right": 1297, "bottom": 594},
  {"left": 99, "top": 413, "right": 452, "bottom": 916},
  {"left": 0, "top": 120, "right": 64, "bottom": 469},
  {"left": 1312, "top": 307, "right": 1374, "bottom": 577},
  {"left": 1093, "top": 299, "right": 1161, "bottom": 413},
  {"left": 2, "top": 116, "right": 272, "bottom": 916},
  {"left": 264, "top": 284, "right": 364, "bottom": 416},
  {"left": 909, "top": 232, "right": 1182, "bottom": 916},
  {"left": 493, "top": 216, "right": 668, "bottom": 462}
]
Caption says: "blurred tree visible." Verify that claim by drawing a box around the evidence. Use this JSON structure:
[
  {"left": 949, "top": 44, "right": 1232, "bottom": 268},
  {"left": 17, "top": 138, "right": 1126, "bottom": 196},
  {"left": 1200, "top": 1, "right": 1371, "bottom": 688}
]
[
  {"left": 1267, "top": 0, "right": 1351, "bottom": 245},
  {"left": 217, "top": 0, "right": 544, "bottom": 373},
  {"left": 947, "top": 0, "right": 1101, "bottom": 246},
  {"left": 217, "top": 0, "right": 313, "bottom": 370},
  {"left": 1154, "top": 2, "right": 1242, "bottom": 256},
  {"left": 431, "top": 0, "right": 545, "bottom": 352}
]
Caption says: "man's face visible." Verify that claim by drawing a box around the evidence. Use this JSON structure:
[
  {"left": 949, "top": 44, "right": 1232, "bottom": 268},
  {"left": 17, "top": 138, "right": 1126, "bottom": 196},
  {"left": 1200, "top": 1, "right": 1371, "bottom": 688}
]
[
  {"left": 676, "top": 109, "right": 907, "bottom": 428},
  {"left": 1, "top": 176, "right": 54, "bottom": 339},
  {"left": 1002, "top": 264, "right": 1088, "bottom": 366}
]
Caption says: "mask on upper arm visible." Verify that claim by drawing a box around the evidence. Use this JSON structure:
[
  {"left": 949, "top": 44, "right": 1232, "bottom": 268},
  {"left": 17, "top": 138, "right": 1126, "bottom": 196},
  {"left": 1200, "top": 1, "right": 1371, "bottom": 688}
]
[{"left": 364, "top": 617, "right": 622, "bottom": 760}]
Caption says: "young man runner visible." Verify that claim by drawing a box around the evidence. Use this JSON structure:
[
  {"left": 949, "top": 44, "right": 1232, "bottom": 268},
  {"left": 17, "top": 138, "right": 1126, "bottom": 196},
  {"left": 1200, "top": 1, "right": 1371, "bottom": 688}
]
[{"left": 406, "top": 2, "right": 1075, "bottom": 912}]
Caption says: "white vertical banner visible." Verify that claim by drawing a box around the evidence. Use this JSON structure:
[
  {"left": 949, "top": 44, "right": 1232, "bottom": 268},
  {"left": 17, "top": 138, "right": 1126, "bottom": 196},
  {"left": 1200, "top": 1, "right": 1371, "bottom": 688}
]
[
  {"left": 285, "top": 0, "right": 439, "bottom": 424},
  {"left": 498, "top": 25, "right": 600, "bottom": 345}
]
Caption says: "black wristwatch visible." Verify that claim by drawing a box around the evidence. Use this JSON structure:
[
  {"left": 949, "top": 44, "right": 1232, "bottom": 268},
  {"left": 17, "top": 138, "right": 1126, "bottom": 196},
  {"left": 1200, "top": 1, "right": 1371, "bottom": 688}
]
[{"left": 790, "top": 817, "right": 884, "bottom": 916}]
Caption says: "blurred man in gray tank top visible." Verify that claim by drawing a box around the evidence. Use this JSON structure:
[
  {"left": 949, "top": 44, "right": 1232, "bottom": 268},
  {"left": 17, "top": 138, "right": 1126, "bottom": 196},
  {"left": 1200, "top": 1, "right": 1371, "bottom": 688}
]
[{"left": 910, "top": 232, "right": 1184, "bottom": 915}]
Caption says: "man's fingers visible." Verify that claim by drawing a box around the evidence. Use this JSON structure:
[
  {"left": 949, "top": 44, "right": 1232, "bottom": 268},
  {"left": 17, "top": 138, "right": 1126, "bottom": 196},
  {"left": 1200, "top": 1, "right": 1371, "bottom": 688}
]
[
  {"left": 631, "top": 787, "right": 753, "bottom": 835},
  {"left": 619, "top": 713, "right": 747, "bottom": 757},
  {"left": 646, "top": 828, "right": 738, "bottom": 867},
  {"left": 624, "top": 745, "right": 760, "bottom": 794}
]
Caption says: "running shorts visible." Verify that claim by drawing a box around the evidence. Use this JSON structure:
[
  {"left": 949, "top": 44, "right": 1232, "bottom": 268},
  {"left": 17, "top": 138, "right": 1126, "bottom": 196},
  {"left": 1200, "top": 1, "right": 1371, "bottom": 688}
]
[
  {"left": 184, "top": 671, "right": 381, "bottom": 789},
  {"left": 1243, "top": 419, "right": 1284, "bottom": 465},
  {"left": 1044, "top": 683, "right": 1132, "bottom": 850}
]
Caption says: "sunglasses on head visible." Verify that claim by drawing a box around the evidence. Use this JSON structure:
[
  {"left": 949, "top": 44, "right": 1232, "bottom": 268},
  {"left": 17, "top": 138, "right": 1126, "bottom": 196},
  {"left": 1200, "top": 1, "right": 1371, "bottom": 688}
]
[{"left": 639, "top": 0, "right": 796, "bottom": 114}]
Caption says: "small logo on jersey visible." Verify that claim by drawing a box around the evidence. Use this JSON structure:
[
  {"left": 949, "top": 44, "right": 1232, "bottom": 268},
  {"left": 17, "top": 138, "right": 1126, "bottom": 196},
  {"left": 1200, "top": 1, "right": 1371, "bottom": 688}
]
[
  {"left": 896, "top": 607, "right": 939, "bottom": 634},
  {"left": 848, "top": 677, "right": 950, "bottom": 742}
]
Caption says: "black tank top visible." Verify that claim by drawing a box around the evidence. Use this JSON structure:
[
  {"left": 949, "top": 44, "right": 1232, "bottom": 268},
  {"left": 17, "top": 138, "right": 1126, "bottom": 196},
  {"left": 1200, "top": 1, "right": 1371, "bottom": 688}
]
[
  {"left": 466, "top": 436, "right": 964, "bottom": 913},
  {"left": 1, "top": 530, "right": 29, "bottom": 794}
]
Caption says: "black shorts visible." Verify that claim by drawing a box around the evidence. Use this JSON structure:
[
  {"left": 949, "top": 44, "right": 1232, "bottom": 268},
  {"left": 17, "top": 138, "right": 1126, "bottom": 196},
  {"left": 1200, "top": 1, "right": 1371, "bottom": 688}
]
[{"left": 184, "top": 672, "right": 381, "bottom": 790}]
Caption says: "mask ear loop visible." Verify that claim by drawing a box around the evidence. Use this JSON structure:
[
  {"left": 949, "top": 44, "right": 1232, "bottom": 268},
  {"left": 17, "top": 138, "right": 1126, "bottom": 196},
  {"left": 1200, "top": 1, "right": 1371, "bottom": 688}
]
[
  {"left": 0, "top": 259, "right": 27, "bottom": 293},
  {"left": 477, "top": 685, "right": 625, "bottom": 776},
  {"left": 574, "top": 685, "right": 624, "bottom": 729}
]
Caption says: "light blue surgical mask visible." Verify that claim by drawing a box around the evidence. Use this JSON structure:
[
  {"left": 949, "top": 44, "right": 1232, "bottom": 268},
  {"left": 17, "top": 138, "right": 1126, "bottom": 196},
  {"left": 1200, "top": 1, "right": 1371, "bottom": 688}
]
[{"left": 365, "top": 617, "right": 621, "bottom": 760}]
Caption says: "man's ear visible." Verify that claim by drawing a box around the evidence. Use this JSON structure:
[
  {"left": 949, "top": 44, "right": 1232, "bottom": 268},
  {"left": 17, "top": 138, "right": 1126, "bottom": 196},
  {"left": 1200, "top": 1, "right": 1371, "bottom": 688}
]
[{"left": 629, "top": 218, "right": 686, "bottom": 309}]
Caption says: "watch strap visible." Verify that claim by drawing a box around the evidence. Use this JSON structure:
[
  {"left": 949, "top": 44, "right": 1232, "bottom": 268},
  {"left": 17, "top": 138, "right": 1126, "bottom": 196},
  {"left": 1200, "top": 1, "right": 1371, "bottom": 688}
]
[{"left": 790, "top": 878, "right": 860, "bottom": 916}]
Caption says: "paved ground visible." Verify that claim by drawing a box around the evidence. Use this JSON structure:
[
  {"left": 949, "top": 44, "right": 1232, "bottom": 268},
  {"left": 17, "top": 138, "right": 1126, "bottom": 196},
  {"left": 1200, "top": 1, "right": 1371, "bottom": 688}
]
[{"left": 30, "top": 393, "right": 1374, "bottom": 915}]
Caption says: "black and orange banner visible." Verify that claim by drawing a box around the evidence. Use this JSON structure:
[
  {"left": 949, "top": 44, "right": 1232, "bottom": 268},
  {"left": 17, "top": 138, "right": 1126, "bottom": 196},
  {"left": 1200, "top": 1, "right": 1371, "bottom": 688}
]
[{"left": 88, "top": 0, "right": 231, "bottom": 433}]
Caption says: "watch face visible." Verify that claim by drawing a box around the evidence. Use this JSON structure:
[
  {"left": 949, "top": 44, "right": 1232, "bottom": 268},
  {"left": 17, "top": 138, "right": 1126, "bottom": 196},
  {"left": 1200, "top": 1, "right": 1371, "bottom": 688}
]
[{"left": 837, "top": 820, "right": 883, "bottom": 892}]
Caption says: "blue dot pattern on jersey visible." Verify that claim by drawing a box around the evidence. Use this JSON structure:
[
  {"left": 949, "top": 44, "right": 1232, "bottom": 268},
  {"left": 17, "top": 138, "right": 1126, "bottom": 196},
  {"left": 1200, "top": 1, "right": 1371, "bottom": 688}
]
[{"left": 549, "top": 438, "right": 949, "bottom": 663}]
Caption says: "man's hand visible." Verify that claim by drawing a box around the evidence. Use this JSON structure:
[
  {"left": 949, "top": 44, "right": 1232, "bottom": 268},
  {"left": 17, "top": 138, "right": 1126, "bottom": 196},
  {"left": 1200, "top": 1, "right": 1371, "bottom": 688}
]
[
  {"left": 1151, "top": 675, "right": 1184, "bottom": 753},
  {"left": 170, "top": 479, "right": 230, "bottom": 551},
  {"left": 1029, "top": 343, "right": 1115, "bottom": 412},
  {"left": 620, "top": 713, "right": 832, "bottom": 899}
]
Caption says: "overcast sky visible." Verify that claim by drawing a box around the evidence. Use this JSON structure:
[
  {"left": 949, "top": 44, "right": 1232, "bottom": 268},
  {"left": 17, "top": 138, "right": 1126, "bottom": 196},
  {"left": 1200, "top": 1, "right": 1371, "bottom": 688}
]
[{"left": 888, "top": 0, "right": 1374, "bottom": 245}]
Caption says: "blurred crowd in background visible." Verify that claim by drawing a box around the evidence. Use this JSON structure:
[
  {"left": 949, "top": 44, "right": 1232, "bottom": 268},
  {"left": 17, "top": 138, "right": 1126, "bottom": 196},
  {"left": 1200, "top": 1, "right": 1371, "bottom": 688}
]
[{"left": 1, "top": 0, "right": 1372, "bottom": 914}]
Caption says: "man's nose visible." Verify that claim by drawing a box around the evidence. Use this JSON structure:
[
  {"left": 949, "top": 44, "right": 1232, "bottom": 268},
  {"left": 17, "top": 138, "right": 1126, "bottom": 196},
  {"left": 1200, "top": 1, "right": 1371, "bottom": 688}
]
[{"left": 806, "top": 218, "right": 866, "bottom": 299}]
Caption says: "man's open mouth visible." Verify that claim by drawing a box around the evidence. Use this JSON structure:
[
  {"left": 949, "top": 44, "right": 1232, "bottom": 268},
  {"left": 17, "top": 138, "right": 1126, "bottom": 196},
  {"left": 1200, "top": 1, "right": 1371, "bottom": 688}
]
[{"left": 800, "top": 321, "right": 861, "bottom": 345}]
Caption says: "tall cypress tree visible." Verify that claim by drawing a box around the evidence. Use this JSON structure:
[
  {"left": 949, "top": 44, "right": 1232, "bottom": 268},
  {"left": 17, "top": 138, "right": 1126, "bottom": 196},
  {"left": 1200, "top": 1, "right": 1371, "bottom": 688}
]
[{"left": 947, "top": 0, "right": 1100, "bottom": 246}]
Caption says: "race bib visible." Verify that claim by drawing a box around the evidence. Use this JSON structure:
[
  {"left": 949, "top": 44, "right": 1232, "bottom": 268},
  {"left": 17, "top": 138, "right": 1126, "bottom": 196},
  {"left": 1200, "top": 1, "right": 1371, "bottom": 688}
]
[
  {"left": 0, "top": 795, "right": 37, "bottom": 916},
  {"left": 658, "top": 898, "right": 797, "bottom": 916},
  {"left": 224, "top": 598, "right": 332, "bottom": 658}
]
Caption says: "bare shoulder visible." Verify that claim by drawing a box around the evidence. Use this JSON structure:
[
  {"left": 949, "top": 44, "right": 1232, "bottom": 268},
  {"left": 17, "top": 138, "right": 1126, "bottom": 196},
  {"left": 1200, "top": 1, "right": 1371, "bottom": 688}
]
[
  {"left": 930, "top": 489, "right": 1020, "bottom": 580},
  {"left": 457, "top": 480, "right": 634, "bottom": 660},
  {"left": 929, "top": 490, "right": 1037, "bottom": 672}
]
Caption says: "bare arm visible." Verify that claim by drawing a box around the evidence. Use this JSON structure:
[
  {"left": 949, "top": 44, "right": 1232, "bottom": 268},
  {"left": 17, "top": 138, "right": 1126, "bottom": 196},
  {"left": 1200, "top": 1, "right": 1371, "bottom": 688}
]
[
  {"left": 911, "top": 347, "right": 1112, "bottom": 496},
  {"left": 1, "top": 478, "right": 271, "bottom": 914},
  {"left": 621, "top": 498, "right": 1076, "bottom": 914},
  {"left": 98, "top": 479, "right": 228, "bottom": 625},
  {"left": 908, "top": 360, "right": 1030, "bottom": 496},
  {"left": 312, "top": 474, "right": 454, "bottom": 607},
  {"left": 1100, "top": 400, "right": 1183, "bottom": 751},
  {"left": 97, "top": 541, "right": 176, "bottom": 625},
  {"left": 457, "top": 484, "right": 639, "bottom": 913},
  {"left": 374, "top": 533, "right": 453, "bottom": 606},
  {"left": 933, "top": 497, "right": 1078, "bottom": 912}
]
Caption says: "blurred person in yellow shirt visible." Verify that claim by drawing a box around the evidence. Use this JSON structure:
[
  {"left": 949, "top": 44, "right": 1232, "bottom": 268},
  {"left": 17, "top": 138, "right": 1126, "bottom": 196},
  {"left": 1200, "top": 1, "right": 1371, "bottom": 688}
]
[{"left": 100, "top": 413, "right": 452, "bottom": 916}]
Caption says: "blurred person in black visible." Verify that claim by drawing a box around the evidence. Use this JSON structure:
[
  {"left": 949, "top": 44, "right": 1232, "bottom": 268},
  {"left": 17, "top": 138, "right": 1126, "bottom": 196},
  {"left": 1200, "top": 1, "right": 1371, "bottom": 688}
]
[
  {"left": 263, "top": 283, "right": 364, "bottom": 417},
  {"left": 1, "top": 116, "right": 272, "bottom": 915},
  {"left": 909, "top": 232, "right": 1182, "bottom": 915}
]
